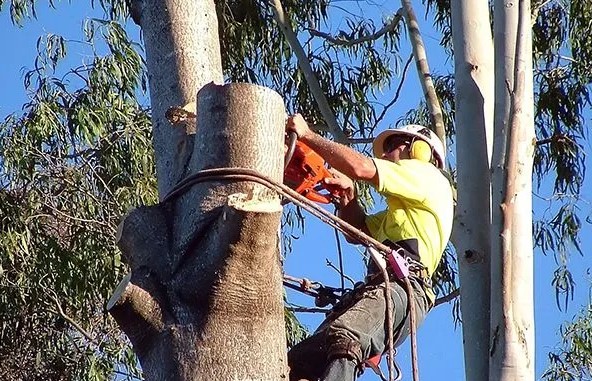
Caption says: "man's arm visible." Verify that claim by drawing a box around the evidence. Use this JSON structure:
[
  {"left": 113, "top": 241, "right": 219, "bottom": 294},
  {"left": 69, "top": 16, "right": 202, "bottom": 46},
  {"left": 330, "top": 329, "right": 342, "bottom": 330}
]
[
  {"left": 337, "top": 198, "right": 370, "bottom": 241},
  {"left": 286, "top": 114, "right": 378, "bottom": 186},
  {"left": 323, "top": 170, "right": 369, "bottom": 237}
]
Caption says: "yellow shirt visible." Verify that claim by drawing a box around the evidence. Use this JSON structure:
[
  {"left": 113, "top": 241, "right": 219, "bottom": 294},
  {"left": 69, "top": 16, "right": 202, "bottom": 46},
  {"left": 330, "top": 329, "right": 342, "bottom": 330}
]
[{"left": 365, "top": 158, "right": 454, "bottom": 277}]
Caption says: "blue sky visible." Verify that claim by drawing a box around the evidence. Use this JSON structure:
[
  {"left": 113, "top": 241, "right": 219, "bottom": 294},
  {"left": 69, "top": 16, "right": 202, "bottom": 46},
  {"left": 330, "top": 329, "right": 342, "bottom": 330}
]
[{"left": 1, "top": 2, "right": 590, "bottom": 380}]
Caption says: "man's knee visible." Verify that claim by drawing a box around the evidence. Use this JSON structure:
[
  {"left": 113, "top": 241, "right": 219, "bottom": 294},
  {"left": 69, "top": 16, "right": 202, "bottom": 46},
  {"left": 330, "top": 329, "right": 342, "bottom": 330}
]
[
  {"left": 326, "top": 335, "right": 364, "bottom": 365},
  {"left": 288, "top": 337, "right": 326, "bottom": 381}
]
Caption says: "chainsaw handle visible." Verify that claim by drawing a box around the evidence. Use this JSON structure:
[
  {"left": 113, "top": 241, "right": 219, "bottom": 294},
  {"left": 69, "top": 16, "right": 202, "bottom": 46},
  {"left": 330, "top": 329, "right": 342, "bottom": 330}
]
[
  {"left": 284, "top": 131, "right": 298, "bottom": 170},
  {"left": 305, "top": 189, "right": 332, "bottom": 204}
]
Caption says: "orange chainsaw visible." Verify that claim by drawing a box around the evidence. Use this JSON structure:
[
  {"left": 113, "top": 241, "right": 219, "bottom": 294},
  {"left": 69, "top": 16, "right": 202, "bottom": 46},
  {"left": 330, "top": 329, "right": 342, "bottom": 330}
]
[{"left": 283, "top": 132, "right": 336, "bottom": 204}]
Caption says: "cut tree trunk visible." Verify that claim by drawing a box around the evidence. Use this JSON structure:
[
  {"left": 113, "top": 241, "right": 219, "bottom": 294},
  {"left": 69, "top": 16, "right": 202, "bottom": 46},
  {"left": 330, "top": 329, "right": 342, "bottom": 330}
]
[{"left": 108, "top": 83, "right": 289, "bottom": 381}]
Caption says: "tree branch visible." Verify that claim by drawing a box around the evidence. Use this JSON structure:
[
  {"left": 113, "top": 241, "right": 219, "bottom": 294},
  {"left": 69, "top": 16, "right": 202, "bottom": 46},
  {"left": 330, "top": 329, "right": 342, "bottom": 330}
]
[
  {"left": 107, "top": 273, "right": 166, "bottom": 357},
  {"left": 375, "top": 54, "right": 414, "bottom": 127},
  {"left": 286, "top": 306, "right": 331, "bottom": 313},
  {"left": 267, "top": 0, "right": 349, "bottom": 144},
  {"left": 46, "top": 289, "right": 96, "bottom": 344},
  {"left": 401, "top": 0, "right": 446, "bottom": 143},
  {"left": 307, "top": 10, "right": 403, "bottom": 47},
  {"left": 434, "top": 288, "right": 460, "bottom": 307},
  {"left": 535, "top": 133, "right": 575, "bottom": 146}
]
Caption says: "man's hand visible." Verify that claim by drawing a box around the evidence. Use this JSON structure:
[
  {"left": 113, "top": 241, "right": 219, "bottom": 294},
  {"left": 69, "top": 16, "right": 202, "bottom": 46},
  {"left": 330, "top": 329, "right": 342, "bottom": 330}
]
[
  {"left": 324, "top": 169, "right": 356, "bottom": 207},
  {"left": 286, "top": 114, "right": 313, "bottom": 139}
]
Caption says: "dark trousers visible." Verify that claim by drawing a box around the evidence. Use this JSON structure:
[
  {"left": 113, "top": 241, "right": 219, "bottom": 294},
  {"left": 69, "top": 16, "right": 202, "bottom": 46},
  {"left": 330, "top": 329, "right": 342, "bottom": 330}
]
[{"left": 288, "top": 277, "right": 431, "bottom": 381}]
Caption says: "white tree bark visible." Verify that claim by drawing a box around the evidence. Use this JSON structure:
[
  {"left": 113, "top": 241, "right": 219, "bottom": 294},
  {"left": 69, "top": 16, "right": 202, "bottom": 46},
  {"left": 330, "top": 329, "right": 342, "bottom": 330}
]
[
  {"left": 490, "top": 0, "right": 535, "bottom": 379},
  {"left": 450, "top": 1, "right": 494, "bottom": 380},
  {"left": 137, "top": 0, "right": 224, "bottom": 197}
]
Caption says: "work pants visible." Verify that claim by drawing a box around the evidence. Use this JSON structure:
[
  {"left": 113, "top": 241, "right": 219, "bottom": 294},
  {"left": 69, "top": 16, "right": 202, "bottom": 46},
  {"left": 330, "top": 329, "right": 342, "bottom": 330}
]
[{"left": 288, "top": 276, "right": 431, "bottom": 381}]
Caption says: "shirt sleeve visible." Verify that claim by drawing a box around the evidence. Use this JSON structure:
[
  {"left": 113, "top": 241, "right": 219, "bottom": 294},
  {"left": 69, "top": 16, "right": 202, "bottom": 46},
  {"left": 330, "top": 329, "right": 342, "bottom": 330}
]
[{"left": 372, "top": 158, "right": 428, "bottom": 201}]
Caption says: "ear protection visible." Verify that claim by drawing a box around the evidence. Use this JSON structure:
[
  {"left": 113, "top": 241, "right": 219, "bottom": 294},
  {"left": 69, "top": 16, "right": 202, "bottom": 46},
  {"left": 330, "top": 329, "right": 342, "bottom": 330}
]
[{"left": 409, "top": 138, "right": 433, "bottom": 163}]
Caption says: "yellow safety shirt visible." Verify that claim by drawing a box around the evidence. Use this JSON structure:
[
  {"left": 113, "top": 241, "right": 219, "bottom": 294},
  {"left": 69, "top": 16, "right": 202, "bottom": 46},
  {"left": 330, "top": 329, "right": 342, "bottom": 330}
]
[{"left": 365, "top": 158, "right": 454, "bottom": 279}]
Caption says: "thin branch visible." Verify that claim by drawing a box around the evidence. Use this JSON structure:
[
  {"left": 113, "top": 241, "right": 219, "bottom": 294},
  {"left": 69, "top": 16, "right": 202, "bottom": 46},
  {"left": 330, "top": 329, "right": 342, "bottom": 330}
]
[
  {"left": 375, "top": 54, "right": 414, "bottom": 126},
  {"left": 349, "top": 137, "right": 373, "bottom": 144},
  {"left": 286, "top": 306, "right": 331, "bottom": 313},
  {"left": 46, "top": 289, "right": 96, "bottom": 344},
  {"left": 434, "top": 288, "right": 460, "bottom": 307},
  {"left": 401, "top": 0, "right": 445, "bottom": 143},
  {"left": 307, "top": 10, "right": 403, "bottom": 47},
  {"left": 42, "top": 202, "right": 115, "bottom": 232},
  {"left": 535, "top": 133, "right": 575, "bottom": 146},
  {"left": 267, "top": 0, "right": 349, "bottom": 144},
  {"left": 325, "top": 259, "right": 356, "bottom": 287}
]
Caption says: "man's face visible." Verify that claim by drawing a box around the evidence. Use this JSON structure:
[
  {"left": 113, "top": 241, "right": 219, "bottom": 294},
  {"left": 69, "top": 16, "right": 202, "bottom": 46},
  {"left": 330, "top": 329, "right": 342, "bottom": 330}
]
[{"left": 382, "top": 135, "right": 411, "bottom": 162}]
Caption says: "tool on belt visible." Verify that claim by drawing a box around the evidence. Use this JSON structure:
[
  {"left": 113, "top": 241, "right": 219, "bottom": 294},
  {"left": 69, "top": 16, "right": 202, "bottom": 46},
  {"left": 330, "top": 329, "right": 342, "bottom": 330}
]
[{"left": 283, "top": 131, "right": 337, "bottom": 204}]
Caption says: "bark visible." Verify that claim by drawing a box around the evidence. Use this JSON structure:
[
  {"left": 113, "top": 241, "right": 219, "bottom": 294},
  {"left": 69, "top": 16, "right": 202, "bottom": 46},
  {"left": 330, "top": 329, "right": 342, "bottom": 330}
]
[
  {"left": 490, "top": 0, "right": 535, "bottom": 379},
  {"left": 449, "top": 0, "right": 494, "bottom": 379},
  {"left": 109, "top": 83, "right": 288, "bottom": 380},
  {"left": 136, "top": 0, "right": 224, "bottom": 198}
]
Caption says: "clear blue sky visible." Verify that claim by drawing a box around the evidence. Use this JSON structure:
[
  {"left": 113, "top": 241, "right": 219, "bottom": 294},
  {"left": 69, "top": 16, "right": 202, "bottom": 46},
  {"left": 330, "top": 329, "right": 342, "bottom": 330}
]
[{"left": 1, "top": 2, "right": 590, "bottom": 380}]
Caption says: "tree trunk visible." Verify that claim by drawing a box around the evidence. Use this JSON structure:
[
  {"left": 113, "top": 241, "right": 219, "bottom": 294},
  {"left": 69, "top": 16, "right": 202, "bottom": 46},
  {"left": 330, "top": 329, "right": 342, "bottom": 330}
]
[
  {"left": 449, "top": 0, "right": 494, "bottom": 379},
  {"left": 108, "top": 81, "right": 289, "bottom": 380},
  {"left": 490, "top": 0, "right": 535, "bottom": 379},
  {"left": 136, "top": 0, "right": 224, "bottom": 197},
  {"left": 109, "top": 1, "right": 290, "bottom": 379}
]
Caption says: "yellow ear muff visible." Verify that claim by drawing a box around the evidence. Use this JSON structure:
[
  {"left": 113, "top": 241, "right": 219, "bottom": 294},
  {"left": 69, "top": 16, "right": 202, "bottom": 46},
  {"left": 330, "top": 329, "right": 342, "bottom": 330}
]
[{"left": 410, "top": 140, "right": 432, "bottom": 162}]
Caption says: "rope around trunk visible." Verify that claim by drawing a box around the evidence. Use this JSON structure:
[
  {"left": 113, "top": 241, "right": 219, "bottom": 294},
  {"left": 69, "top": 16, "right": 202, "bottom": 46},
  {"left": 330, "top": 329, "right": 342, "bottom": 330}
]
[{"left": 162, "top": 167, "right": 419, "bottom": 381}]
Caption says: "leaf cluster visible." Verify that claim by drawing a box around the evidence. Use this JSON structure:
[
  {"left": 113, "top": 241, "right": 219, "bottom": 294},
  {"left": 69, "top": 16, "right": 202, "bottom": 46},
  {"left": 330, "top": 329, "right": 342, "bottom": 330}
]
[
  {"left": 542, "top": 292, "right": 592, "bottom": 381},
  {"left": 531, "top": 0, "right": 591, "bottom": 307},
  {"left": 1, "top": 10, "right": 153, "bottom": 380},
  {"left": 217, "top": 0, "right": 406, "bottom": 140}
]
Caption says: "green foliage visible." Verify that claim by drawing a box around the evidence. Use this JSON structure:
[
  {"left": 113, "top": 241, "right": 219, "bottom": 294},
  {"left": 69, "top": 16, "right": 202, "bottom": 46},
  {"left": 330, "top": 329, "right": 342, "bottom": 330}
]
[
  {"left": 0, "top": 6, "right": 153, "bottom": 380},
  {"left": 1, "top": 0, "right": 591, "bottom": 379},
  {"left": 531, "top": 0, "right": 591, "bottom": 309},
  {"left": 284, "top": 306, "right": 309, "bottom": 348},
  {"left": 217, "top": 0, "right": 405, "bottom": 139},
  {"left": 543, "top": 292, "right": 592, "bottom": 381}
]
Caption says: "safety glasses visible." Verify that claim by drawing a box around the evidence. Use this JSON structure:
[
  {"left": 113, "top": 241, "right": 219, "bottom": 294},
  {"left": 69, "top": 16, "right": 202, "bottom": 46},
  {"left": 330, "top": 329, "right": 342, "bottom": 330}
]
[{"left": 383, "top": 136, "right": 411, "bottom": 154}]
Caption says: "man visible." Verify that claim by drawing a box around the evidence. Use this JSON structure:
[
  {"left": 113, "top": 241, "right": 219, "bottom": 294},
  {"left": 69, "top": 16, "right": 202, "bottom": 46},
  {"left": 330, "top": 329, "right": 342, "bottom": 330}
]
[{"left": 285, "top": 114, "right": 454, "bottom": 381}]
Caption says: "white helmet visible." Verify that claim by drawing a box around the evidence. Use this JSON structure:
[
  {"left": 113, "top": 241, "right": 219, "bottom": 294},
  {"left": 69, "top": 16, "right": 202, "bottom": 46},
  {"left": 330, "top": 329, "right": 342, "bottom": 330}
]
[{"left": 372, "top": 124, "right": 446, "bottom": 169}]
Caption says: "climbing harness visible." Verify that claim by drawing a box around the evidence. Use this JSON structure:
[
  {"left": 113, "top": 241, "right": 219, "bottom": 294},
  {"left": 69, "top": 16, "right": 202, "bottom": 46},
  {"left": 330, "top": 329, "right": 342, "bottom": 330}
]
[{"left": 162, "top": 167, "right": 420, "bottom": 381}]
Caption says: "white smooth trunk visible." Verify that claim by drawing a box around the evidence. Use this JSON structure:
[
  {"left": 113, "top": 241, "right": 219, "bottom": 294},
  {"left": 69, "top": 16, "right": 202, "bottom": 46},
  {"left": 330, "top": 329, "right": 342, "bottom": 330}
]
[
  {"left": 450, "top": 1, "right": 494, "bottom": 380},
  {"left": 139, "top": 0, "right": 224, "bottom": 197},
  {"left": 490, "top": 0, "right": 535, "bottom": 380}
]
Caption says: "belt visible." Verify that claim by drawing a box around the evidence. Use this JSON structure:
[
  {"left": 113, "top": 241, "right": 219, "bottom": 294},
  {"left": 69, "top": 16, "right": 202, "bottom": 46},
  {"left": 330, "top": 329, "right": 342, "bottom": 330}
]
[{"left": 365, "top": 266, "right": 430, "bottom": 284}]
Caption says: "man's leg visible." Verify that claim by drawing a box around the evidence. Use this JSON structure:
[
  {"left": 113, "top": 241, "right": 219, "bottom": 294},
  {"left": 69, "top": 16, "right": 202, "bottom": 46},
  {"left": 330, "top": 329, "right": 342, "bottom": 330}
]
[
  {"left": 321, "top": 279, "right": 430, "bottom": 381},
  {"left": 287, "top": 329, "right": 328, "bottom": 381}
]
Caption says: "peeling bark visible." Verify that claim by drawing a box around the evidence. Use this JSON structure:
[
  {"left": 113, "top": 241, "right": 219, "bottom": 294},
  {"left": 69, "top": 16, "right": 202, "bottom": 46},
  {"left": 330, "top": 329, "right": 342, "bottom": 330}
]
[{"left": 490, "top": 0, "right": 535, "bottom": 379}]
